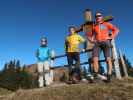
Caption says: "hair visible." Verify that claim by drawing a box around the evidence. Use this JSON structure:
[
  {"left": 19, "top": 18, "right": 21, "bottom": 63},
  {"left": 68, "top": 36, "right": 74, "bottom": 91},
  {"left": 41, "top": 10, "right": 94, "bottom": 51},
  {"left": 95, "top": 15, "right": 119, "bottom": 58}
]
[
  {"left": 95, "top": 10, "right": 102, "bottom": 16},
  {"left": 68, "top": 26, "right": 76, "bottom": 31},
  {"left": 41, "top": 37, "right": 47, "bottom": 41},
  {"left": 84, "top": 9, "right": 91, "bottom": 12}
]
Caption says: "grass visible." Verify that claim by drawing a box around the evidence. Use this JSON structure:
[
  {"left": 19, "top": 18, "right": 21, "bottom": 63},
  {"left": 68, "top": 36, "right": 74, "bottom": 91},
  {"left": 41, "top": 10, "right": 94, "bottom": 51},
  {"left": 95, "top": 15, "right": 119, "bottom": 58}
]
[
  {"left": 1, "top": 77, "right": 133, "bottom": 100},
  {"left": 0, "top": 88, "right": 12, "bottom": 95}
]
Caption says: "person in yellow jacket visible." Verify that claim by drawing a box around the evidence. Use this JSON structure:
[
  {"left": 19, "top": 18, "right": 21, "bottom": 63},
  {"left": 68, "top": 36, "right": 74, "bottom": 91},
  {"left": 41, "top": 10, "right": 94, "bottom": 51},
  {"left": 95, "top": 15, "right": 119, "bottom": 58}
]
[{"left": 65, "top": 26, "right": 85, "bottom": 83}]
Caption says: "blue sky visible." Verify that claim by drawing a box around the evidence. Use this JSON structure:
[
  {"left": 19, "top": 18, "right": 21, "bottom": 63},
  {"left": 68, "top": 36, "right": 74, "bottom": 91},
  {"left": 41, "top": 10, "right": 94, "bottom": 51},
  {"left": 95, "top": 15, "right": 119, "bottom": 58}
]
[{"left": 0, "top": 0, "right": 133, "bottom": 69}]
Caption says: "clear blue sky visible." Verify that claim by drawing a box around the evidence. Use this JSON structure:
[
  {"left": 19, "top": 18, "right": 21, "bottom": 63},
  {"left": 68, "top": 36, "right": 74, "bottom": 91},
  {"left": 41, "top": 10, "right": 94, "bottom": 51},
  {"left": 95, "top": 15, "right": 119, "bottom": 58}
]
[{"left": 0, "top": 0, "right": 133, "bottom": 69}]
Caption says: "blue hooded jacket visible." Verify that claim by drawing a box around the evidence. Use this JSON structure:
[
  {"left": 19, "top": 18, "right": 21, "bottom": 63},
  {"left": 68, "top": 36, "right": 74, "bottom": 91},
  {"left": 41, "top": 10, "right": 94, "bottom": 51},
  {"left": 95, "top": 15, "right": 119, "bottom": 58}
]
[{"left": 36, "top": 46, "right": 51, "bottom": 62}]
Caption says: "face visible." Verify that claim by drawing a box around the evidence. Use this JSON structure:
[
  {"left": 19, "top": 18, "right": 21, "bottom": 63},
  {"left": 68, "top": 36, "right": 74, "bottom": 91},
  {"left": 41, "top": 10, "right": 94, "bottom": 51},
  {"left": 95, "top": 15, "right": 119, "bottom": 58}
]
[
  {"left": 84, "top": 11, "right": 92, "bottom": 21},
  {"left": 95, "top": 13, "right": 103, "bottom": 23},
  {"left": 69, "top": 27, "right": 75, "bottom": 34},
  {"left": 41, "top": 38, "right": 47, "bottom": 46}
]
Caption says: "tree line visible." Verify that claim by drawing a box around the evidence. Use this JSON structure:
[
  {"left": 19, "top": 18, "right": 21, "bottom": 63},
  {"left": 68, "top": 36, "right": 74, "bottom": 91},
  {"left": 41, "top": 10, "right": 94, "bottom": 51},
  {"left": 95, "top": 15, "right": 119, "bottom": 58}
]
[
  {"left": 0, "top": 60, "right": 37, "bottom": 91},
  {"left": 0, "top": 54, "right": 132, "bottom": 91}
]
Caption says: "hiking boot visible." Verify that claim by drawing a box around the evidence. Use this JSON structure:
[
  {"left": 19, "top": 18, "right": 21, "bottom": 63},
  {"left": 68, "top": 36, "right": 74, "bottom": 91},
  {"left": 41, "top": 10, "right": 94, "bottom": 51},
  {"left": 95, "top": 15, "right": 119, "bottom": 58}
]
[
  {"left": 93, "top": 73, "right": 98, "bottom": 80},
  {"left": 93, "top": 73, "right": 101, "bottom": 83},
  {"left": 104, "top": 74, "right": 112, "bottom": 83},
  {"left": 97, "top": 74, "right": 107, "bottom": 81},
  {"left": 86, "top": 74, "right": 94, "bottom": 83},
  {"left": 107, "top": 74, "right": 111, "bottom": 82},
  {"left": 72, "top": 73, "right": 80, "bottom": 84},
  {"left": 93, "top": 73, "right": 107, "bottom": 83}
]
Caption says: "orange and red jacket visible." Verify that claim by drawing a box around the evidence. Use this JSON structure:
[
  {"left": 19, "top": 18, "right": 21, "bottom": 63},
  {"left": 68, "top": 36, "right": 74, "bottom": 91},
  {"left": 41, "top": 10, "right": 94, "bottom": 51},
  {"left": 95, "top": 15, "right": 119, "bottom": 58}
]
[{"left": 94, "top": 22, "right": 119, "bottom": 41}]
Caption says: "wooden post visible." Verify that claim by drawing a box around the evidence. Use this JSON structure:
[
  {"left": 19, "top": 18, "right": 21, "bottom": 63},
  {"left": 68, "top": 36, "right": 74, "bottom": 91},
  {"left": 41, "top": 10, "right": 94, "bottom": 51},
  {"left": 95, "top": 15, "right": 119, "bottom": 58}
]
[
  {"left": 119, "top": 50, "right": 128, "bottom": 77},
  {"left": 111, "top": 39, "right": 122, "bottom": 79},
  {"left": 50, "top": 50, "right": 56, "bottom": 83}
]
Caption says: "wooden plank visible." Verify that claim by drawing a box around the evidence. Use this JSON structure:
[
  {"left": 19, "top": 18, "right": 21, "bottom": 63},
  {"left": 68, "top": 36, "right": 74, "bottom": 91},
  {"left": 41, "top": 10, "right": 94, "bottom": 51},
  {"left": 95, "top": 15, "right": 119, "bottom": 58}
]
[
  {"left": 111, "top": 39, "right": 122, "bottom": 79},
  {"left": 119, "top": 50, "right": 128, "bottom": 77}
]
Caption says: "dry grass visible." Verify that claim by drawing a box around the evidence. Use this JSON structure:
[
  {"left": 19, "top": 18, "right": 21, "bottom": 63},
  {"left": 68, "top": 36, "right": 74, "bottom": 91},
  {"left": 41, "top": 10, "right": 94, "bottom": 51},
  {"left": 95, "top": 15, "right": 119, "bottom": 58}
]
[
  {"left": 0, "top": 88, "right": 12, "bottom": 100},
  {"left": 1, "top": 77, "right": 133, "bottom": 100}
]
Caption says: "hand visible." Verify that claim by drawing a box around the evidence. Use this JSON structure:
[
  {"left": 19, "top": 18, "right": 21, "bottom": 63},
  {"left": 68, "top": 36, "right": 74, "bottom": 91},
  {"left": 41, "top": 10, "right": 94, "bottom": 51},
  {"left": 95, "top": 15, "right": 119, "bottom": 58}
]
[
  {"left": 82, "top": 49, "right": 86, "bottom": 52},
  {"left": 109, "top": 32, "right": 112, "bottom": 36},
  {"left": 50, "top": 60, "right": 54, "bottom": 67},
  {"left": 108, "top": 36, "right": 113, "bottom": 40},
  {"left": 108, "top": 33, "right": 113, "bottom": 40},
  {"left": 90, "top": 39, "right": 96, "bottom": 43},
  {"left": 88, "top": 37, "right": 96, "bottom": 43}
]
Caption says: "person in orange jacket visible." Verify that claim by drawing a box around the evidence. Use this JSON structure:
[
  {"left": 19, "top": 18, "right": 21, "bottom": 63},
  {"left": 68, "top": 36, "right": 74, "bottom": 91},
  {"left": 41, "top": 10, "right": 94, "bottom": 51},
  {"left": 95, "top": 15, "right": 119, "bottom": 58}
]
[{"left": 92, "top": 11, "right": 119, "bottom": 82}]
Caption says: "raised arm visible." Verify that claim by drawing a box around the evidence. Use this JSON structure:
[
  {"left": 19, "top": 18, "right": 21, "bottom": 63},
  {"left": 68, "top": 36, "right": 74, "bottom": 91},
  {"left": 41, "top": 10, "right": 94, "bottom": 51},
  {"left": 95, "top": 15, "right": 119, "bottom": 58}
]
[
  {"left": 75, "top": 24, "right": 83, "bottom": 33},
  {"left": 107, "top": 22, "right": 119, "bottom": 39}
]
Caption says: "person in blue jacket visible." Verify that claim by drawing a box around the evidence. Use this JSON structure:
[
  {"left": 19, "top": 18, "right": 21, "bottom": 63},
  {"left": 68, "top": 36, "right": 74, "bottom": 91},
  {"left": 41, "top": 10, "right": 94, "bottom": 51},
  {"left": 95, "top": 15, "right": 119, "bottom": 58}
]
[{"left": 36, "top": 36, "right": 54, "bottom": 87}]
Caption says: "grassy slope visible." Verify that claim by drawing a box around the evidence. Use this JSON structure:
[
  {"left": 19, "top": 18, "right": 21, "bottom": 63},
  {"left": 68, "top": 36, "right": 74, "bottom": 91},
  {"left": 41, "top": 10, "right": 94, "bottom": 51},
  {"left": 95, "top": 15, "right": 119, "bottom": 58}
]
[
  {"left": 0, "top": 88, "right": 12, "bottom": 100},
  {"left": 1, "top": 78, "right": 133, "bottom": 100}
]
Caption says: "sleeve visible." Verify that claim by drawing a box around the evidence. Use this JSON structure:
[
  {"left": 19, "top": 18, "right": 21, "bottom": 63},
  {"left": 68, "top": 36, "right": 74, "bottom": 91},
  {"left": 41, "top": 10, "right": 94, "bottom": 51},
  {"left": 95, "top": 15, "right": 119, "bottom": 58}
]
[
  {"left": 48, "top": 48, "right": 51, "bottom": 58},
  {"left": 85, "top": 22, "right": 95, "bottom": 38},
  {"left": 78, "top": 35, "right": 85, "bottom": 43},
  {"left": 36, "top": 49, "right": 39, "bottom": 58},
  {"left": 64, "top": 38, "right": 68, "bottom": 52},
  {"left": 85, "top": 31, "right": 93, "bottom": 38},
  {"left": 106, "top": 22, "right": 119, "bottom": 38}
]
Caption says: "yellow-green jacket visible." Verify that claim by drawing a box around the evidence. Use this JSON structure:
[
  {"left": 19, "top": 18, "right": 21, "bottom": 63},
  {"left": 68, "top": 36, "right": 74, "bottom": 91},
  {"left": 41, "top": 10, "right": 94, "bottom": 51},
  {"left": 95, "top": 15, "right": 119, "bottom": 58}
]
[{"left": 65, "top": 33, "right": 85, "bottom": 52}]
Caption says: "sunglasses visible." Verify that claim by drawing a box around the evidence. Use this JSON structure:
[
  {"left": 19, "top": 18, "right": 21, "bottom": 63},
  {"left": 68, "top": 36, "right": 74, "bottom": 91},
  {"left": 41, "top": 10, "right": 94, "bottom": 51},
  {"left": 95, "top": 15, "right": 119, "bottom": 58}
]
[
  {"left": 95, "top": 15, "right": 102, "bottom": 18},
  {"left": 41, "top": 40, "right": 46, "bottom": 42}
]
